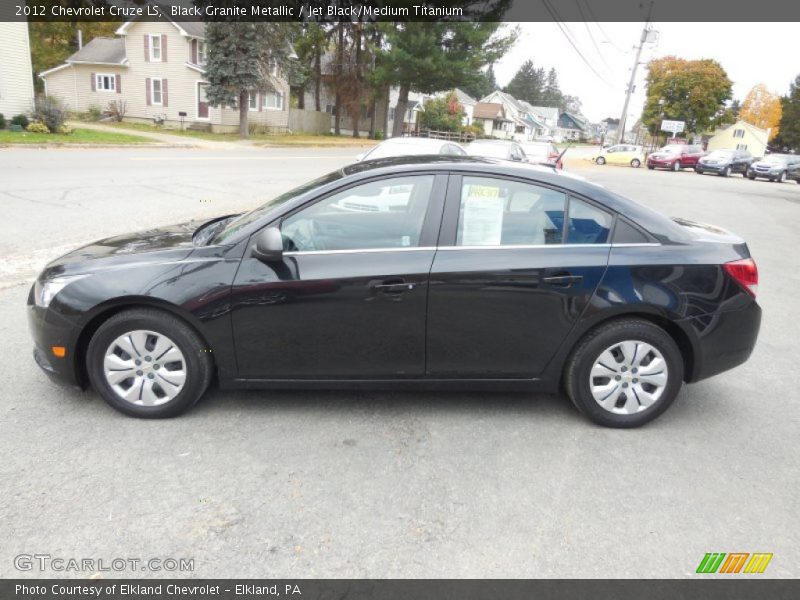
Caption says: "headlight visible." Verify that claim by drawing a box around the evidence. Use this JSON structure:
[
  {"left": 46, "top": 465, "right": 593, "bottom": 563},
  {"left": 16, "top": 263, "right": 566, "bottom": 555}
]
[{"left": 34, "top": 275, "right": 89, "bottom": 308}]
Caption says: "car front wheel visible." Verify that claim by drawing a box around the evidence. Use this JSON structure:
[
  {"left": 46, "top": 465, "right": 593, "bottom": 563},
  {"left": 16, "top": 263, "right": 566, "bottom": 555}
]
[
  {"left": 86, "top": 308, "right": 213, "bottom": 418},
  {"left": 564, "top": 319, "right": 684, "bottom": 428},
  {"left": 721, "top": 166, "right": 732, "bottom": 177},
  {"left": 777, "top": 171, "right": 787, "bottom": 183}
]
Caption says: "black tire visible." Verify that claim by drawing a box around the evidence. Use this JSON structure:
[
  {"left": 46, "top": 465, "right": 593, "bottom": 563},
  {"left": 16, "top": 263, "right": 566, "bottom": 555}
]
[
  {"left": 631, "top": 159, "right": 641, "bottom": 168},
  {"left": 596, "top": 156, "right": 606, "bottom": 165},
  {"left": 748, "top": 175, "right": 756, "bottom": 180},
  {"left": 86, "top": 308, "right": 213, "bottom": 418},
  {"left": 672, "top": 160, "right": 681, "bottom": 171},
  {"left": 564, "top": 319, "right": 684, "bottom": 428},
  {"left": 777, "top": 171, "right": 787, "bottom": 183},
  {"left": 647, "top": 164, "right": 655, "bottom": 170}
]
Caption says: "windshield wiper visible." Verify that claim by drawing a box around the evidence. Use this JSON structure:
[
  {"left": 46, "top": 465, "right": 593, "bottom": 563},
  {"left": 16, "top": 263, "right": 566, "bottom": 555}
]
[{"left": 193, "top": 215, "right": 239, "bottom": 246}]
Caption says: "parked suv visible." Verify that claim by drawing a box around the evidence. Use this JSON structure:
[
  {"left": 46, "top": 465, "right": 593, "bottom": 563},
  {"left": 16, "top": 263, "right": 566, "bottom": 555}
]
[
  {"left": 647, "top": 144, "right": 705, "bottom": 171},
  {"left": 747, "top": 154, "right": 800, "bottom": 183},
  {"left": 695, "top": 149, "right": 754, "bottom": 177}
]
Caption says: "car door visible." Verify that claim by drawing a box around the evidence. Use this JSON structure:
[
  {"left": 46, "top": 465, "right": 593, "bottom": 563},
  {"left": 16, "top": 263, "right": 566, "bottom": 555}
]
[
  {"left": 230, "top": 173, "right": 447, "bottom": 379},
  {"left": 605, "top": 145, "right": 622, "bottom": 164},
  {"left": 426, "top": 173, "right": 613, "bottom": 378}
]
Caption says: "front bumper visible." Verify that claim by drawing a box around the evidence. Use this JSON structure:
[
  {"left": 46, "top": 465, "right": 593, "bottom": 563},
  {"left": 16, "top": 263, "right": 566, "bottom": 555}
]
[
  {"left": 27, "top": 284, "right": 83, "bottom": 387},
  {"left": 748, "top": 169, "right": 781, "bottom": 180},
  {"left": 647, "top": 158, "right": 677, "bottom": 168},
  {"left": 695, "top": 163, "right": 727, "bottom": 173},
  {"left": 684, "top": 300, "right": 762, "bottom": 383}
]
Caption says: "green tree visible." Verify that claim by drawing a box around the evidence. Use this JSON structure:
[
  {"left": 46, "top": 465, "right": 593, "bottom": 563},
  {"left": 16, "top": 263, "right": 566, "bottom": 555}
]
[
  {"left": 541, "top": 67, "right": 565, "bottom": 108},
  {"left": 504, "top": 60, "right": 546, "bottom": 105},
  {"left": 291, "top": 22, "right": 327, "bottom": 111},
  {"left": 460, "top": 64, "right": 497, "bottom": 101},
  {"left": 418, "top": 92, "right": 464, "bottom": 132},
  {"left": 375, "top": 5, "right": 516, "bottom": 137},
  {"left": 773, "top": 74, "right": 800, "bottom": 151},
  {"left": 203, "top": 21, "right": 295, "bottom": 138},
  {"left": 641, "top": 56, "right": 733, "bottom": 136}
]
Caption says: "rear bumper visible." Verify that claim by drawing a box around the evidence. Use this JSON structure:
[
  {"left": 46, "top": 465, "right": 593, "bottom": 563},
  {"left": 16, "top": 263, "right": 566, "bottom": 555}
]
[{"left": 684, "top": 300, "right": 761, "bottom": 383}]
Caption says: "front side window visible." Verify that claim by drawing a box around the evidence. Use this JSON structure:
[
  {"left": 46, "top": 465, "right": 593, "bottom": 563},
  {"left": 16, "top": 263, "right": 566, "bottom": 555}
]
[
  {"left": 280, "top": 176, "right": 435, "bottom": 252},
  {"left": 95, "top": 73, "right": 115, "bottom": 92},
  {"left": 565, "top": 198, "right": 612, "bottom": 244},
  {"left": 149, "top": 34, "right": 161, "bottom": 61},
  {"left": 456, "top": 177, "right": 566, "bottom": 246},
  {"left": 151, "top": 78, "right": 163, "bottom": 105}
]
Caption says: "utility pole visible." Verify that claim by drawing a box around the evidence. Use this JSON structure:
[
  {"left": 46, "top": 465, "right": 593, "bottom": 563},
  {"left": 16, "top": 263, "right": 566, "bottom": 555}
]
[{"left": 616, "top": 1, "right": 655, "bottom": 144}]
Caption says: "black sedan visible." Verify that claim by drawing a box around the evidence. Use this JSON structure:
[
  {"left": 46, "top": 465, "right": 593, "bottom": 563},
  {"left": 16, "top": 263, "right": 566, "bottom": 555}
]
[
  {"left": 28, "top": 156, "right": 761, "bottom": 428},
  {"left": 695, "top": 149, "right": 754, "bottom": 176},
  {"left": 747, "top": 154, "right": 800, "bottom": 183}
]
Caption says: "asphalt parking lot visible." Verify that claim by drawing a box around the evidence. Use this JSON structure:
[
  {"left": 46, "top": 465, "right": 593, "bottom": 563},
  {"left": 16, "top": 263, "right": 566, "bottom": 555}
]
[{"left": 0, "top": 147, "right": 798, "bottom": 578}]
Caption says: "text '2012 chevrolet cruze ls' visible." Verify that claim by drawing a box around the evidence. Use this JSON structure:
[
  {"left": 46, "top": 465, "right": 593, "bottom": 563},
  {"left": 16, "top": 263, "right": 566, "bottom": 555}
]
[{"left": 28, "top": 156, "right": 761, "bottom": 427}]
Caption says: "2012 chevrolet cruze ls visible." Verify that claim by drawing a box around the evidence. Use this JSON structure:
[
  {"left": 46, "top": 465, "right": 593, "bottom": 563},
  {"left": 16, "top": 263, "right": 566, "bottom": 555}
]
[{"left": 28, "top": 156, "right": 761, "bottom": 427}]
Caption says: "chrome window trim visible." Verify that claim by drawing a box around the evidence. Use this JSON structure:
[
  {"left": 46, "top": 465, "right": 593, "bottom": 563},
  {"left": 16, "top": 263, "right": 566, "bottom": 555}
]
[{"left": 282, "top": 242, "right": 661, "bottom": 256}]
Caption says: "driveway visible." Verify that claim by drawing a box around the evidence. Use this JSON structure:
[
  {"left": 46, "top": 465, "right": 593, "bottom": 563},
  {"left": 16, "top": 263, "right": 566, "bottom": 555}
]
[{"left": 0, "top": 149, "right": 798, "bottom": 578}]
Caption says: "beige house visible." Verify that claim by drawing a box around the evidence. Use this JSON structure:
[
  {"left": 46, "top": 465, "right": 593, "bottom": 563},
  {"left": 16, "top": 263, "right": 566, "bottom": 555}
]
[
  {"left": 0, "top": 22, "right": 35, "bottom": 118},
  {"left": 707, "top": 120, "right": 769, "bottom": 157},
  {"left": 40, "top": 19, "right": 290, "bottom": 133}
]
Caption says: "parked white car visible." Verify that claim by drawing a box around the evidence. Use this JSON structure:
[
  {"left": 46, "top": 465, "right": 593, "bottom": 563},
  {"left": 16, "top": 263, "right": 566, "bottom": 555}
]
[{"left": 356, "top": 137, "right": 467, "bottom": 162}]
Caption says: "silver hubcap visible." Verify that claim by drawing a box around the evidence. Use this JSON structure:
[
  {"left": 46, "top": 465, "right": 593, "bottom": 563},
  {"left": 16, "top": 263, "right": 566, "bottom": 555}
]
[
  {"left": 589, "top": 340, "right": 668, "bottom": 415},
  {"left": 103, "top": 330, "right": 187, "bottom": 406}
]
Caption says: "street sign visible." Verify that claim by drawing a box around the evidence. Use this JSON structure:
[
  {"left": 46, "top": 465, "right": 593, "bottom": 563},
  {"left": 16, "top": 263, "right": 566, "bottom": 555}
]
[{"left": 661, "top": 120, "right": 685, "bottom": 134}]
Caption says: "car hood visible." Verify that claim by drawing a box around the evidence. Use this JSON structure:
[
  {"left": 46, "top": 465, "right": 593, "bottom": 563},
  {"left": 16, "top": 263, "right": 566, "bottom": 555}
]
[
  {"left": 40, "top": 220, "right": 202, "bottom": 279},
  {"left": 751, "top": 159, "right": 784, "bottom": 168}
]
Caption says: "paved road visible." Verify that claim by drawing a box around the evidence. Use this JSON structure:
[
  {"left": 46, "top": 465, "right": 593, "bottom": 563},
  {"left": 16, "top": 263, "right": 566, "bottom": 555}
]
[{"left": 0, "top": 150, "right": 798, "bottom": 578}]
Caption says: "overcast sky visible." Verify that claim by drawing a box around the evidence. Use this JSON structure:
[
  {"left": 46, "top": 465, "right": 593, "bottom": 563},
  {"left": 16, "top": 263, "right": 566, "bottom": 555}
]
[{"left": 494, "top": 22, "right": 798, "bottom": 123}]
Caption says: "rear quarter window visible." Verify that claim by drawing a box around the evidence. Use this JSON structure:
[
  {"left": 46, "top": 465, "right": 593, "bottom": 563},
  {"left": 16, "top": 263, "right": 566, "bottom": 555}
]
[{"left": 612, "top": 218, "right": 651, "bottom": 244}]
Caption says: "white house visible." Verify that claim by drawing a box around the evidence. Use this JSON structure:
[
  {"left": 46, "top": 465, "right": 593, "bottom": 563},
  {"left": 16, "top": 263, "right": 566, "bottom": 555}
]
[
  {"left": 40, "top": 19, "right": 290, "bottom": 133},
  {"left": 0, "top": 22, "right": 35, "bottom": 118},
  {"left": 480, "top": 90, "right": 544, "bottom": 141}
]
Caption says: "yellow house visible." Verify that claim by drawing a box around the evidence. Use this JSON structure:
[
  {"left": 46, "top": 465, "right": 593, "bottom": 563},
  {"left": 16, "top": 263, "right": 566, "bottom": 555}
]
[{"left": 707, "top": 120, "right": 769, "bottom": 157}]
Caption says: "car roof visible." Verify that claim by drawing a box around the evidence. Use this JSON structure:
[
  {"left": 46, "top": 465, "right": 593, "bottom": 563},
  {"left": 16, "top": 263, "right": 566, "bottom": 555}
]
[
  {"left": 469, "top": 139, "right": 515, "bottom": 145},
  {"left": 379, "top": 137, "right": 450, "bottom": 146}
]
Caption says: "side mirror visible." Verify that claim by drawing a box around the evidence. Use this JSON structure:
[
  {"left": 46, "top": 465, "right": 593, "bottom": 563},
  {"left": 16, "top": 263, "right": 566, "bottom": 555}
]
[{"left": 253, "top": 227, "right": 284, "bottom": 262}]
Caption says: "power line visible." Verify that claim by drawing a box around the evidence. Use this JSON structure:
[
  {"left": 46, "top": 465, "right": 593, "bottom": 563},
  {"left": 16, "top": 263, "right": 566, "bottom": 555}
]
[
  {"left": 574, "top": 0, "right": 613, "bottom": 72},
  {"left": 580, "top": 0, "right": 629, "bottom": 54},
  {"left": 541, "top": 0, "right": 613, "bottom": 87}
]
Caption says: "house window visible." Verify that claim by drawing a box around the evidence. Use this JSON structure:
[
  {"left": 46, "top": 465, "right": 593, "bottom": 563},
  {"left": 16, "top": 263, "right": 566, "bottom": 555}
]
[
  {"left": 95, "top": 73, "right": 115, "bottom": 92},
  {"left": 733, "top": 129, "right": 745, "bottom": 138},
  {"left": 149, "top": 34, "right": 162, "bottom": 62},
  {"left": 736, "top": 143, "right": 748, "bottom": 151},
  {"left": 197, "top": 41, "right": 207, "bottom": 65},
  {"left": 249, "top": 92, "right": 259, "bottom": 111},
  {"left": 263, "top": 91, "right": 284, "bottom": 110},
  {"left": 151, "top": 78, "right": 163, "bottom": 105},
  {"left": 269, "top": 61, "right": 279, "bottom": 77}
]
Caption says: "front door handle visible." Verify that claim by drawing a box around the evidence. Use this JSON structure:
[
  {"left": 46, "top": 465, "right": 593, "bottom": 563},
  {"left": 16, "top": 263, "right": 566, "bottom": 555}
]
[
  {"left": 371, "top": 280, "right": 416, "bottom": 294},
  {"left": 543, "top": 273, "right": 583, "bottom": 287}
]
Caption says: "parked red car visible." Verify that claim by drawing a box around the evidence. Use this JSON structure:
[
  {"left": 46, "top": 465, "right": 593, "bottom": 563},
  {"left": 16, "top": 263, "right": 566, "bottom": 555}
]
[{"left": 647, "top": 144, "right": 705, "bottom": 171}]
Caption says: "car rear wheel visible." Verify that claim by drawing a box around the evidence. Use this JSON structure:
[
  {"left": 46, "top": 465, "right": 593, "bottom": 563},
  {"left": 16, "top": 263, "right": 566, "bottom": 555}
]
[
  {"left": 564, "top": 319, "right": 684, "bottom": 428},
  {"left": 86, "top": 308, "right": 213, "bottom": 418},
  {"left": 630, "top": 159, "right": 641, "bottom": 168},
  {"left": 596, "top": 157, "right": 606, "bottom": 165},
  {"left": 672, "top": 161, "right": 681, "bottom": 171}
]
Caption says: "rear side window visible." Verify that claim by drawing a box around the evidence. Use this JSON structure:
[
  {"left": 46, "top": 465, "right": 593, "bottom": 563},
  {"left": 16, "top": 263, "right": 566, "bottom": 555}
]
[
  {"left": 612, "top": 218, "right": 651, "bottom": 244},
  {"left": 565, "top": 198, "right": 612, "bottom": 244},
  {"left": 456, "top": 177, "right": 566, "bottom": 246}
]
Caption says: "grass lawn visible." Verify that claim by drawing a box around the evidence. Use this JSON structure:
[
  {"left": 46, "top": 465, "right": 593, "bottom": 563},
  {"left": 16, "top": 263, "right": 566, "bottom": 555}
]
[
  {"left": 97, "top": 120, "right": 376, "bottom": 146},
  {"left": 0, "top": 128, "right": 151, "bottom": 145}
]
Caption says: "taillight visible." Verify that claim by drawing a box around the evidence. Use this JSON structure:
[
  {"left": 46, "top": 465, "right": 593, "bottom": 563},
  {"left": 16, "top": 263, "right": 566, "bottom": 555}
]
[{"left": 724, "top": 258, "right": 758, "bottom": 297}]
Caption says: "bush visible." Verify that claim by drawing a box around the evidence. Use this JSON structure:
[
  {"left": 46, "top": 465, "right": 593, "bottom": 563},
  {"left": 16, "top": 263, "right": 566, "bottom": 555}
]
[
  {"left": 373, "top": 129, "right": 384, "bottom": 141},
  {"left": 32, "top": 96, "right": 68, "bottom": 133},
  {"left": 87, "top": 105, "right": 103, "bottom": 121},
  {"left": 11, "top": 114, "right": 29, "bottom": 129},
  {"left": 56, "top": 124, "right": 74, "bottom": 135},
  {"left": 26, "top": 121, "right": 50, "bottom": 134},
  {"left": 419, "top": 92, "right": 464, "bottom": 133},
  {"left": 0, "top": 113, "right": 5, "bottom": 129},
  {"left": 106, "top": 100, "right": 127, "bottom": 122}
]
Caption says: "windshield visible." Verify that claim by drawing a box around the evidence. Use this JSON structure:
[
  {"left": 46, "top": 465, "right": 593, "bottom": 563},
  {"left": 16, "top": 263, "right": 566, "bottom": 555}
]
[
  {"left": 760, "top": 155, "right": 788, "bottom": 165},
  {"left": 211, "top": 170, "right": 343, "bottom": 244},
  {"left": 707, "top": 150, "right": 734, "bottom": 159},
  {"left": 467, "top": 143, "right": 509, "bottom": 159}
]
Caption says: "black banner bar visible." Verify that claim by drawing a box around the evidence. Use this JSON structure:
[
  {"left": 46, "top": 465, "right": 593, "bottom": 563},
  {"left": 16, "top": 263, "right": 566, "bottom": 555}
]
[
  {"left": 2, "top": 579, "right": 800, "bottom": 600},
  {"left": 1, "top": 0, "right": 800, "bottom": 23}
]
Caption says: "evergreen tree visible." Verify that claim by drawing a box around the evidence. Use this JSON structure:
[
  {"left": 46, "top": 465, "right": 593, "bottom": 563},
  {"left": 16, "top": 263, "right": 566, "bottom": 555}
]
[
  {"left": 504, "top": 60, "right": 546, "bottom": 105},
  {"left": 773, "top": 75, "right": 800, "bottom": 151}
]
